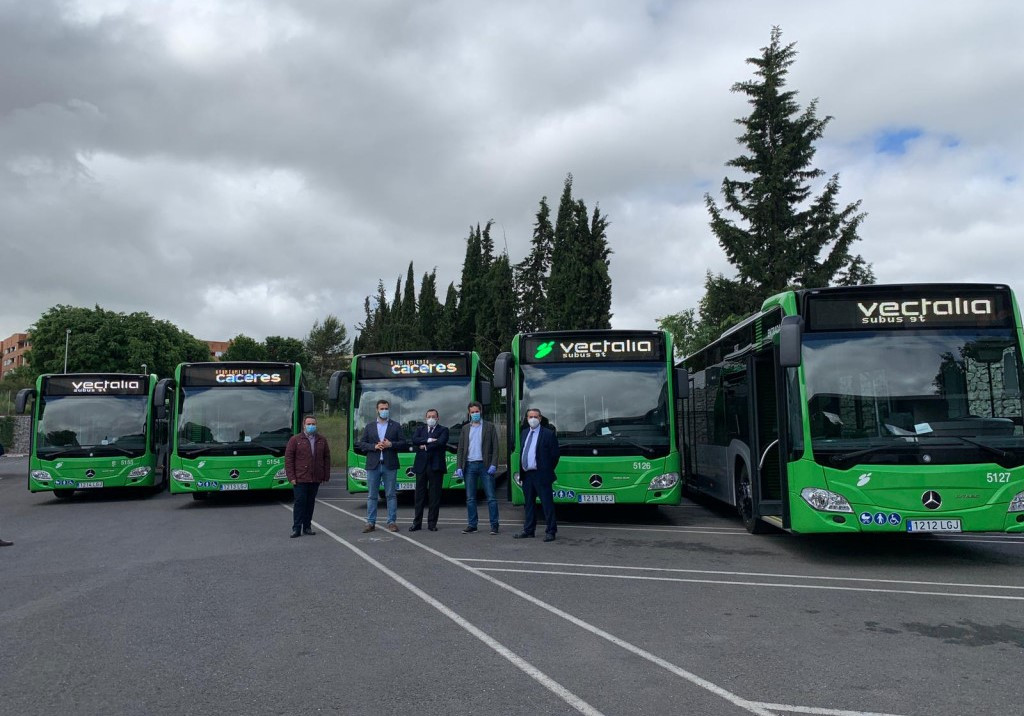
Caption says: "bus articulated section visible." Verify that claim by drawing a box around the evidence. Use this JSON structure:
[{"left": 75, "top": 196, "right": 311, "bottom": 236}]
[
  {"left": 680, "top": 283, "right": 1024, "bottom": 534},
  {"left": 329, "top": 351, "right": 493, "bottom": 494},
  {"left": 17, "top": 373, "right": 165, "bottom": 497},
  {"left": 160, "top": 362, "right": 313, "bottom": 499},
  {"left": 494, "top": 330, "right": 683, "bottom": 507}
]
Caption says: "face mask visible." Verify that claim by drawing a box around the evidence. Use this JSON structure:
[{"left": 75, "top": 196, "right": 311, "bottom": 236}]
[
  {"left": 527, "top": 417, "right": 540, "bottom": 429},
  {"left": 378, "top": 409, "right": 389, "bottom": 419},
  {"left": 470, "top": 413, "right": 481, "bottom": 423},
  {"left": 426, "top": 418, "right": 437, "bottom": 427},
  {"left": 305, "top": 424, "right": 317, "bottom": 434}
]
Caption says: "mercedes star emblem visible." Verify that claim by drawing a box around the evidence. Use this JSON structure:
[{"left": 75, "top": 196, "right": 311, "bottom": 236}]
[
  {"left": 85, "top": 469, "right": 95, "bottom": 478},
  {"left": 229, "top": 469, "right": 240, "bottom": 479},
  {"left": 922, "top": 490, "right": 942, "bottom": 510},
  {"left": 589, "top": 475, "right": 603, "bottom": 488}
]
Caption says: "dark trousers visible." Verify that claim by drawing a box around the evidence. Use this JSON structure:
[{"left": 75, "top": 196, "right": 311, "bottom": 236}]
[
  {"left": 521, "top": 471, "right": 557, "bottom": 536},
  {"left": 413, "top": 468, "right": 444, "bottom": 528},
  {"left": 292, "top": 482, "right": 321, "bottom": 531}
]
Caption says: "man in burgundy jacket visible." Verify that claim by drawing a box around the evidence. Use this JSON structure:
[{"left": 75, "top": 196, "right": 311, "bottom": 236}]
[{"left": 285, "top": 415, "right": 332, "bottom": 538}]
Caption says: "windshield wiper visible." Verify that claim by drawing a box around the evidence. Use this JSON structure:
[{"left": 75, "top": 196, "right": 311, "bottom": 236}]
[
  {"left": 829, "top": 444, "right": 911, "bottom": 468},
  {"left": 178, "top": 445, "right": 228, "bottom": 457},
  {"left": 607, "top": 433, "right": 657, "bottom": 457},
  {"left": 38, "top": 447, "right": 90, "bottom": 459},
  {"left": 917, "top": 434, "right": 1012, "bottom": 462},
  {"left": 89, "top": 445, "right": 138, "bottom": 457}
]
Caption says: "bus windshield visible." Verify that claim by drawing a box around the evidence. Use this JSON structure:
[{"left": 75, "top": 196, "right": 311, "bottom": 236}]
[
  {"left": 36, "top": 395, "right": 148, "bottom": 458},
  {"left": 177, "top": 386, "right": 293, "bottom": 457},
  {"left": 803, "top": 329, "right": 1024, "bottom": 467},
  {"left": 354, "top": 377, "right": 470, "bottom": 446},
  {"left": 520, "top": 362, "right": 670, "bottom": 457}
]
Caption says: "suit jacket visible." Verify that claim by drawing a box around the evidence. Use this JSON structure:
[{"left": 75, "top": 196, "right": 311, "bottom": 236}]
[
  {"left": 520, "top": 426, "right": 560, "bottom": 484},
  {"left": 456, "top": 420, "right": 498, "bottom": 472},
  {"left": 411, "top": 423, "right": 449, "bottom": 474},
  {"left": 357, "top": 419, "right": 408, "bottom": 470},
  {"left": 285, "top": 433, "right": 331, "bottom": 484}
]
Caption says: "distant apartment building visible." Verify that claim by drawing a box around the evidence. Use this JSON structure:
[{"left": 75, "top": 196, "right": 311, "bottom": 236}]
[
  {"left": 1, "top": 332, "right": 31, "bottom": 380},
  {"left": 206, "top": 340, "right": 230, "bottom": 360}
]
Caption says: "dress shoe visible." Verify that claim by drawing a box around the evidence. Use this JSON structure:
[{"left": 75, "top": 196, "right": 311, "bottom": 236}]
[
  {"left": 427, "top": 526, "right": 438, "bottom": 531},
  {"left": 462, "top": 526, "right": 477, "bottom": 533},
  {"left": 386, "top": 523, "right": 399, "bottom": 532},
  {"left": 290, "top": 531, "right": 301, "bottom": 538},
  {"left": 489, "top": 526, "right": 500, "bottom": 535},
  {"left": 0, "top": 538, "right": 13, "bottom": 547},
  {"left": 362, "top": 524, "right": 376, "bottom": 533},
  {"left": 512, "top": 531, "right": 534, "bottom": 539},
  {"left": 303, "top": 527, "right": 316, "bottom": 536},
  {"left": 408, "top": 524, "right": 422, "bottom": 532},
  {"left": 543, "top": 533, "right": 556, "bottom": 542}
]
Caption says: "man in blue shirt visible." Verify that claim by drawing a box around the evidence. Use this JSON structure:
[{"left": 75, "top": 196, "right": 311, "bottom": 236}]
[
  {"left": 454, "top": 401, "right": 499, "bottom": 534},
  {"left": 514, "top": 407, "right": 560, "bottom": 542},
  {"left": 357, "top": 399, "right": 407, "bottom": 532}
]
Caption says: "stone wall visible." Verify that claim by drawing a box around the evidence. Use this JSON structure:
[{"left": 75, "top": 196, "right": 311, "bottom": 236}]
[{"left": 0, "top": 415, "right": 31, "bottom": 454}]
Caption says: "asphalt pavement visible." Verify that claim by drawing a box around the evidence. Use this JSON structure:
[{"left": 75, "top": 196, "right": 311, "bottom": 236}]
[{"left": 2, "top": 455, "right": 1023, "bottom": 716}]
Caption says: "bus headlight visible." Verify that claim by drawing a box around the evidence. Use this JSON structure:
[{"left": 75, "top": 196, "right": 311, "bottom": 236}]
[
  {"left": 349, "top": 467, "right": 367, "bottom": 482},
  {"left": 513, "top": 472, "right": 521, "bottom": 486},
  {"left": 648, "top": 473, "right": 679, "bottom": 490},
  {"left": 128, "top": 466, "right": 152, "bottom": 478},
  {"left": 275, "top": 469, "right": 288, "bottom": 479},
  {"left": 1009, "top": 491, "right": 1024, "bottom": 513},
  {"left": 801, "top": 487, "right": 853, "bottom": 513},
  {"left": 31, "top": 470, "right": 52, "bottom": 481},
  {"left": 172, "top": 470, "right": 194, "bottom": 483}
]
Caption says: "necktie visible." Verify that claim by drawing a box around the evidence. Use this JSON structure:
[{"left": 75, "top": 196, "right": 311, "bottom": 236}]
[{"left": 523, "top": 429, "right": 536, "bottom": 470}]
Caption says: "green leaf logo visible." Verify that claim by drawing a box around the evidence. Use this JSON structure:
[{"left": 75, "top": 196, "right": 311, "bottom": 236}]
[{"left": 534, "top": 340, "right": 556, "bottom": 359}]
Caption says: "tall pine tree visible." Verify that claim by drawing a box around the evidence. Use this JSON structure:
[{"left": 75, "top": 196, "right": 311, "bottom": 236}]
[
  {"left": 418, "top": 269, "right": 442, "bottom": 350},
  {"left": 515, "top": 196, "right": 554, "bottom": 331}
]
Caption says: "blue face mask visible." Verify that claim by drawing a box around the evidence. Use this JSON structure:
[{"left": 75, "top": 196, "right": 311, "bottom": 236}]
[
  {"left": 378, "top": 409, "right": 389, "bottom": 419},
  {"left": 305, "top": 424, "right": 317, "bottom": 435},
  {"left": 470, "top": 412, "right": 481, "bottom": 423}
]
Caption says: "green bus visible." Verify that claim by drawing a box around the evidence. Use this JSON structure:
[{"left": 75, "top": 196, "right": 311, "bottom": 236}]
[
  {"left": 679, "top": 283, "right": 1024, "bottom": 534},
  {"left": 493, "top": 330, "right": 684, "bottom": 506},
  {"left": 157, "top": 362, "right": 313, "bottom": 499},
  {"left": 328, "top": 351, "right": 493, "bottom": 493},
  {"left": 17, "top": 373, "right": 167, "bottom": 497}
]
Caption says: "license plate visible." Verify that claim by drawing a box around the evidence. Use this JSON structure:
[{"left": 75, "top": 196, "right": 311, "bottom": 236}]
[
  {"left": 396, "top": 482, "right": 416, "bottom": 491},
  {"left": 578, "top": 494, "right": 615, "bottom": 504},
  {"left": 219, "top": 483, "right": 249, "bottom": 491},
  {"left": 907, "top": 519, "right": 962, "bottom": 533},
  {"left": 77, "top": 481, "right": 103, "bottom": 489}
]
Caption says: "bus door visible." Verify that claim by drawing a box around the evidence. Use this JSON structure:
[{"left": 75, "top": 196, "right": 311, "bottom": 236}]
[{"left": 749, "top": 346, "right": 788, "bottom": 527}]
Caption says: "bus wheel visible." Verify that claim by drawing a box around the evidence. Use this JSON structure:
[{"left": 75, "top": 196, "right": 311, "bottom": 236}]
[
  {"left": 192, "top": 492, "right": 210, "bottom": 501},
  {"left": 53, "top": 490, "right": 74, "bottom": 500},
  {"left": 736, "top": 466, "right": 767, "bottom": 534}
]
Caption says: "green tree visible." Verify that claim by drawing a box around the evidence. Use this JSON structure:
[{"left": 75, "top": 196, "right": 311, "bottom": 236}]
[
  {"left": 435, "top": 282, "right": 459, "bottom": 351},
  {"left": 475, "top": 252, "right": 517, "bottom": 366},
  {"left": 418, "top": 269, "right": 442, "bottom": 350},
  {"left": 26, "top": 305, "right": 208, "bottom": 378},
  {"left": 515, "top": 196, "right": 554, "bottom": 331},
  {"left": 304, "top": 315, "right": 350, "bottom": 408},
  {"left": 545, "top": 175, "right": 578, "bottom": 331},
  {"left": 264, "top": 336, "right": 308, "bottom": 364},
  {"left": 221, "top": 334, "right": 268, "bottom": 362},
  {"left": 400, "top": 261, "right": 422, "bottom": 349},
  {"left": 662, "top": 26, "right": 873, "bottom": 349},
  {"left": 456, "top": 223, "right": 488, "bottom": 349}
]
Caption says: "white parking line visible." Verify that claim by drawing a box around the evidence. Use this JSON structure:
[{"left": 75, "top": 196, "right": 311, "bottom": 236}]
[
  {"left": 754, "top": 705, "right": 905, "bottom": 716},
  {"left": 280, "top": 504, "right": 605, "bottom": 716},
  {"left": 457, "top": 559, "right": 1024, "bottom": 591}
]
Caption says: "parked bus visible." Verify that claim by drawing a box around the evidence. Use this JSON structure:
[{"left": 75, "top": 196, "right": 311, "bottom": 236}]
[
  {"left": 493, "top": 330, "right": 684, "bottom": 506},
  {"left": 679, "top": 283, "right": 1024, "bottom": 534},
  {"left": 16, "top": 373, "right": 167, "bottom": 498},
  {"left": 156, "top": 362, "right": 313, "bottom": 499},
  {"left": 328, "top": 351, "right": 493, "bottom": 493}
]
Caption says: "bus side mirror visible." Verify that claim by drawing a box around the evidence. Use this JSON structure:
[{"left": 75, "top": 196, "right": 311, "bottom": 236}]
[
  {"left": 1003, "top": 352, "right": 1021, "bottom": 399},
  {"left": 15, "top": 388, "right": 36, "bottom": 414},
  {"left": 153, "top": 378, "right": 174, "bottom": 420},
  {"left": 479, "top": 382, "right": 493, "bottom": 408},
  {"left": 674, "top": 366, "right": 689, "bottom": 400},
  {"left": 779, "top": 316, "right": 803, "bottom": 368},
  {"left": 493, "top": 352, "right": 512, "bottom": 390},
  {"left": 328, "top": 371, "right": 350, "bottom": 405},
  {"left": 302, "top": 390, "right": 315, "bottom": 415}
]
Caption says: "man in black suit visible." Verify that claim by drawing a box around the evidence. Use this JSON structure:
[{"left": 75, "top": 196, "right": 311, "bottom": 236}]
[
  {"left": 514, "top": 407, "right": 561, "bottom": 542},
  {"left": 409, "top": 408, "right": 449, "bottom": 532},
  {"left": 356, "top": 399, "right": 407, "bottom": 533}
]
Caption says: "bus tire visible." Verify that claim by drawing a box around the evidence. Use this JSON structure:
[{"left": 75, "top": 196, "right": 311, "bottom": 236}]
[
  {"left": 736, "top": 465, "right": 768, "bottom": 534},
  {"left": 53, "top": 490, "right": 74, "bottom": 500}
]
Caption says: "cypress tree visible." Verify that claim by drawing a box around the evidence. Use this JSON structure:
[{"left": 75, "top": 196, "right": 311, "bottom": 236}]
[
  {"left": 456, "top": 224, "right": 484, "bottom": 349},
  {"left": 545, "top": 174, "right": 578, "bottom": 331},
  {"left": 418, "top": 269, "right": 442, "bottom": 350},
  {"left": 436, "top": 282, "right": 460, "bottom": 351},
  {"left": 475, "top": 253, "right": 517, "bottom": 366},
  {"left": 514, "top": 196, "right": 554, "bottom": 332},
  {"left": 401, "top": 261, "right": 421, "bottom": 349}
]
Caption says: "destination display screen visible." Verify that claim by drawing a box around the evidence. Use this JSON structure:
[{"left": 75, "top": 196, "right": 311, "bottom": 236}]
[
  {"left": 522, "top": 332, "right": 666, "bottom": 363},
  {"left": 805, "top": 288, "right": 1014, "bottom": 331},
  {"left": 44, "top": 374, "right": 148, "bottom": 396},
  {"left": 357, "top": 355, "right": 469, "bottom": 379},
  {"left": 182, "top": 364, "right": 295, "bottom": 387}
]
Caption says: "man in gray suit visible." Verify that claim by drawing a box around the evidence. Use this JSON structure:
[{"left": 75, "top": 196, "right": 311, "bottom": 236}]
[{"left": 454, "top": 401, "right": 499, "bottom": 534}]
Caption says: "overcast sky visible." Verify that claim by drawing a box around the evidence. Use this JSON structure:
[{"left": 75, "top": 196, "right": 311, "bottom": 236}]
[{"left": 2, "top": 0, "right": 1022, "bottom": 346}]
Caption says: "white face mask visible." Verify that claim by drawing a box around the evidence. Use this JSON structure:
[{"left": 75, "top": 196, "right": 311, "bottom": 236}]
[
  {"left": 426, "top": 417, "right": 437, "bottom": 427},
  {"left": 527, "top": 417, "right": 540, "bottom": 429}
]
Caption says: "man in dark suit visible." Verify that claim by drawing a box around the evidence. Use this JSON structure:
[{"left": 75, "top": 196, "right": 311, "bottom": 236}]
[
  {"left": 514, "top": 407, "right": 561, "bottom": 542},
  {"left": 409, "top": 408, "right": 449, "bottom": 532},
  {"left": 357, "top": 399, "right": 408, "bottom": 532},
  {"left": 285, "top": 415, "right": 332, "bottom": 538}
]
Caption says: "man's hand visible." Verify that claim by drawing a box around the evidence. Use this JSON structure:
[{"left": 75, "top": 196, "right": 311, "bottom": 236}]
[
  {"left": 454, "top": 469, "right": 463, "bottom": 479},
  {"left": 289, "top": 479, "right": 297, "bottom": 486},
  {"left": 487, "top": 465, "right": 497, "bottom": 475}
]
